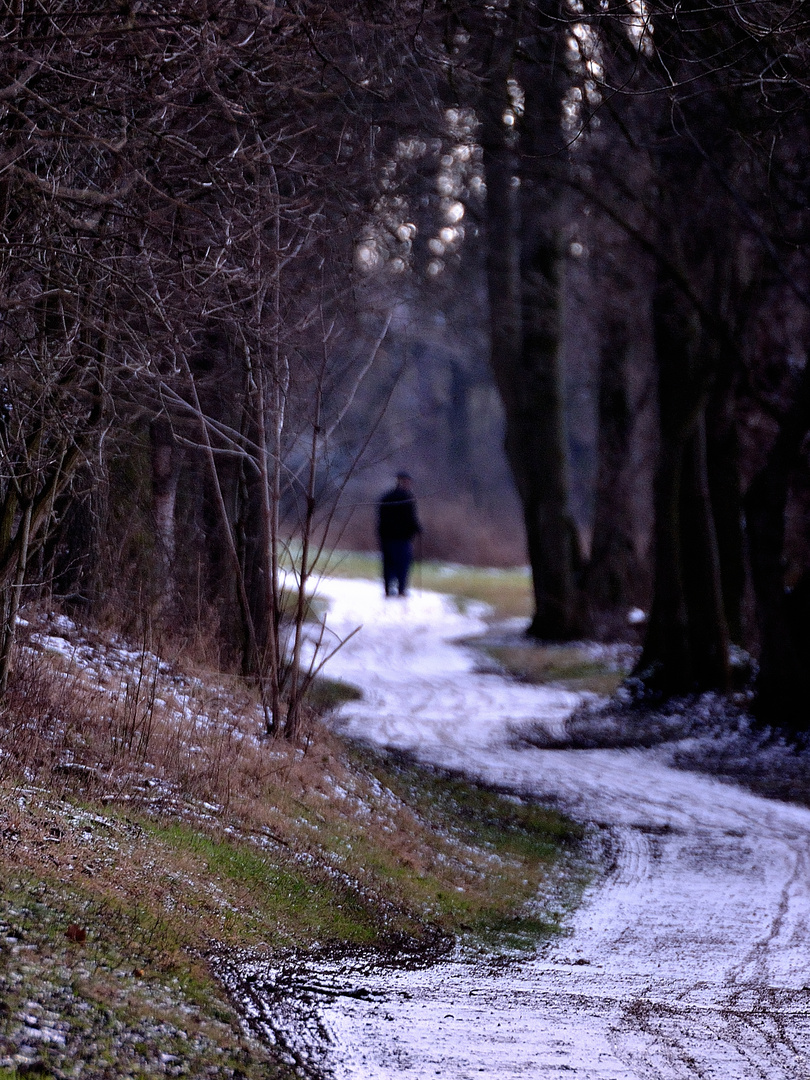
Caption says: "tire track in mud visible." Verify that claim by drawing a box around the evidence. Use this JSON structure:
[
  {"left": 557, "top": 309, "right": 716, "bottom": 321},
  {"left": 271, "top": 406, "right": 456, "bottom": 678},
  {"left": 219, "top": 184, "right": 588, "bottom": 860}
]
[
  {"left": 230, "top": 580, "right": 810, "bottom": 1079},
  {"left": 628, "top": 997, "right": 810, "bottom": 1080},
  {"left": 725, "top": 836, "right": 808, "bottom": 989},
  {"left": 580, "top": 803, "right": 810, "bottom": 1078},
  {"left": 566, "top": 820, "right": 810, "bottom": 1079}
]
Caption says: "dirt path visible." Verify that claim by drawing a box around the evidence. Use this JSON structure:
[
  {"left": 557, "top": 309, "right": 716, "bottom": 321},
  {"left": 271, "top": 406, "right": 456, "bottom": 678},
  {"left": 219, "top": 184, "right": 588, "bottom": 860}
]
[{"left": 236, "top": 580, "right": 810, "bottom": 1079}]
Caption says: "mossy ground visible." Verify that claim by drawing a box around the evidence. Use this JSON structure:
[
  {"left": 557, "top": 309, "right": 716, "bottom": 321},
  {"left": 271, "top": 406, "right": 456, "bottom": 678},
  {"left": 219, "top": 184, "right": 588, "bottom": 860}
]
[
  {"left": 0, "top": 747, "right": 589, "bottom": 1078},
  {"left": 482, "top": 642, "right": 630, "bottom": 695}
]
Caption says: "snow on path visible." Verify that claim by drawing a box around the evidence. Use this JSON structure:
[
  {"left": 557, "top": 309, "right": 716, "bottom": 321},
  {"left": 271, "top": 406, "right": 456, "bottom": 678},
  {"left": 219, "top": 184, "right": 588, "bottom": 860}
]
[{"left": 248, "top": 579, "right": 810, "bottom": 1079}]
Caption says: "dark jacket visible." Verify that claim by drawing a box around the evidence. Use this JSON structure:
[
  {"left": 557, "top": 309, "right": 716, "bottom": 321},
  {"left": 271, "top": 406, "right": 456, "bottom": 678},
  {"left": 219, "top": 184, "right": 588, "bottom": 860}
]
[{"left": 377, "top": 485, "right": 421, "bottom": 542}]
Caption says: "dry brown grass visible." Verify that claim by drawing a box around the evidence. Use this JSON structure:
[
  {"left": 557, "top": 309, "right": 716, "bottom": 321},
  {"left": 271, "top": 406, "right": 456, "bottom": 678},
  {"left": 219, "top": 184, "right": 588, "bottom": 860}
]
[
  {"left": 0, "top": 612, "right": 586, "bottom": 958},
  {"left": 0, "top": 624, "right": 361, "bottom": 875},
  {"left": 0, "top": 627, "right": 269, "bottom": 814},
  {"left": 0, "top": 605, "right": 590, "bottom": 1076}
]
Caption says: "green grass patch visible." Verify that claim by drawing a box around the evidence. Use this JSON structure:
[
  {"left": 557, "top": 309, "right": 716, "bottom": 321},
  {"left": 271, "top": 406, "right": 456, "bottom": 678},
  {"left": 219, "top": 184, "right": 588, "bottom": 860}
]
[
  {"left": 301, "top": 548, "right": 380, "bottom": 580},
  {"left": 278, "top": 584, "right": 325, "bottom": 623},
  {"left": 149, "top": 821, "right": 418, "bottom": 950},
  {"left": 0, "top": 871, "right": 292, "bottom": 1080},
  {"left": 348, "top": 749, "right": 588, "bottom": 951},
  {"left": 485, "top": 643, "right": 629, "bottom": 694},
  {"left": 418, "top": 565, "right": 532, "bottom": 620},
  {"left": 144, "top": 748, "right": 588, "bottom": 959},
  {"left": 305, "top": 674, "right": 363, "bottom": 711},
  {"left": 0, "top": 1071, "right": 53, "bottom": 1080}
]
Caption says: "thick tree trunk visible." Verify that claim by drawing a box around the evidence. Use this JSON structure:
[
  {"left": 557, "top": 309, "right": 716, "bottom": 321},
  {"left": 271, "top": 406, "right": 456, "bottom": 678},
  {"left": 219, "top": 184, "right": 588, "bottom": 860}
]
[
  {"left": 637, "top": 415, "right": 730, "bottom": 694},
  {"left": 746, "top": 471, "right": 805, "bottom": 730},
  {"left": 637, "top": 422, "right": 691, "bottom": 691},
  {"left": 681, "top": 416, "right": 731, "bottom": 689},
  {"left": 635, "top": 276, "right": 730, "bottom": 693},
  {"left": 745, "top": 363, "right": 810, "bottom": 733},
  {"left": 516, "top": 226, "right": 581, "bottom": 638},
  {"left": 520, "top": 50, "right": 582, "bottom": 639},
  {"left": 481, "top": 144, "right": 581, "bottom": 637},
  {"left": 479, "top": 17, "right": 581, "bottom": 640},
  {"left": 586, "top": 306, "right": 647, "bottom": 614},
  {"left": 705, "top": 354, "right": 745, "bottom": 643}
]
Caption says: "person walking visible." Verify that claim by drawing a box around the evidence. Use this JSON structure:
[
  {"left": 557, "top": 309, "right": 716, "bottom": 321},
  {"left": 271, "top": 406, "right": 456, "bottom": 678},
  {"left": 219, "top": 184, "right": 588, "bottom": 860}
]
[{"left": 377, "top": 472, "right": 422, "bottom": 597}]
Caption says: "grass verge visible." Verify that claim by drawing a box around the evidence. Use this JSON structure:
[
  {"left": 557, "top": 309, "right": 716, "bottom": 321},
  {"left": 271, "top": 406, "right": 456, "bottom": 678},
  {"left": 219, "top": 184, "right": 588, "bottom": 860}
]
[
  {"left": 479, "top": 641, "right": 635, "bottom": 695},
  {"left": 0, "top": 603, "right": 590, "bottom": 1076},
  {"left": 353, "top": 749, "right": 587, "bottom": 951},
  {"left": 0, "top": 869, "right": 288, "bottom": 1080},
  {"left": 1, "top": 730, "right": 589, "bottom": 1077}
]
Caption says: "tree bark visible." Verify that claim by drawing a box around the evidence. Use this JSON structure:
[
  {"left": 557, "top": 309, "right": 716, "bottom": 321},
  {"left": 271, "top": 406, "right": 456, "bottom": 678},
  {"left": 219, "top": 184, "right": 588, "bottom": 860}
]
[
  {"left": 705, "top": 351, "right": 745, "bottom": 643},
  {"left": 635, "top": 273, "right": 730, "bottom": 693},
  {"left": 479, "top": 10, "right": 581, "bottom": 639},
  {"left": 745, "top": 361, "right": 810, "bottom": 733},
  {"left": 680, "top": 416, "right": 731, "bottom": 689},
  {"left": 0, "top": 500, "right": 31, "bottom": 693},
  {"left": 515, "top": 224, "right": 581, "bottom": 638},
  {"left": 586, "top": 304, "right": 648, "bottom": 614},
  {"left": 150, "top": 417, "right": 179, "bottom": 581}
]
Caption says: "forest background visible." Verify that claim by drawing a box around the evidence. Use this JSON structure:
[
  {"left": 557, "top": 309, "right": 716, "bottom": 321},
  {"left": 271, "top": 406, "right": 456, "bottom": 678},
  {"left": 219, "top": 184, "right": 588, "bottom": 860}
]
[{"left": 1, "top": 0, "right": 810, "bottom": 736}]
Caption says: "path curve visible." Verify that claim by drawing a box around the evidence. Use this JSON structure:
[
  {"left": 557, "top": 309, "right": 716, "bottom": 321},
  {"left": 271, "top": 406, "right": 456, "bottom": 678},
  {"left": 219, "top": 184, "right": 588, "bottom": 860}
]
[{"left": 243, "top": 580, "right": 810, "bottom": 1079}]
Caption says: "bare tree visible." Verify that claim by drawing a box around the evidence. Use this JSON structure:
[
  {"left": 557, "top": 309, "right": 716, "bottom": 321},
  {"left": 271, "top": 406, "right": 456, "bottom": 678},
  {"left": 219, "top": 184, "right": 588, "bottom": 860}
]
[{"left": 0, "top": 0, "right": 410, "bottom": 726}]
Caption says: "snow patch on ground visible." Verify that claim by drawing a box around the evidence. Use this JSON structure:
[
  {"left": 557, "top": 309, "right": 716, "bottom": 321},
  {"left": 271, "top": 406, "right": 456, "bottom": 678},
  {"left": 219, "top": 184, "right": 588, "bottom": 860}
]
[{"left": 240, "top": 576, "right": 810, "bottom": 1080}]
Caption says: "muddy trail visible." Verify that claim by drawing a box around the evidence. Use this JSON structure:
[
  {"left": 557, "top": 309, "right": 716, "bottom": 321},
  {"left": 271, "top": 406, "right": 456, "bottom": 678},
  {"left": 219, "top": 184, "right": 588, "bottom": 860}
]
[{"left": 227, "top": 580, "right": 810, "bottom": 1079}]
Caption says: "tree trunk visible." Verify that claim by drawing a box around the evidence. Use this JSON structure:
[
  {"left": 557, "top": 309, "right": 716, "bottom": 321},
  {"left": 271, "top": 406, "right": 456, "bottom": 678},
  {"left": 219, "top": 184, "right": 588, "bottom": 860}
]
[
  {"left": 150, "top": 417, "right": 179, "bottom": 586},
  {"left": 0, "top": 500, "right": 32, "bottom": 693},
  {"left": 680, "top": 416, "right": 731, "bottom": 689},
  {"left": 705, "top": 353, "right": 745, "bottom": 643},
  {"left": 586, "top": 305, "right": 647, "bottom": 615},
  {"left": 636, "top": 418, "right": 691, "bottom": 691},
  {"left": 516, "top": 224, "right": 581, "bottom": 638},
  {"left": 479, "top": 15, "right": 581, "bottom": 639},
  {"left": 635, "top": 275, "right": 730, "bottom": 693},
  {"left": 745, "top": 362, "right": 810, "bottom": 733}
]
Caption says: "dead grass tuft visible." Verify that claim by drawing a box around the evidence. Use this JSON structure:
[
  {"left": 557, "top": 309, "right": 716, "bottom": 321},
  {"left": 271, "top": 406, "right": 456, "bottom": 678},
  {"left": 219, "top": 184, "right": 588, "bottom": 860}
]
[{"left": 0, "top": 623, "right": 275, "bottom": 815}]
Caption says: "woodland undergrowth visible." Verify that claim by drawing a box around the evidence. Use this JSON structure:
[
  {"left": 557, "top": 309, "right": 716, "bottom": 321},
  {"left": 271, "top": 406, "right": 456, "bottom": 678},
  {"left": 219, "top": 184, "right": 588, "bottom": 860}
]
[{"left": 0, "top": 606, "right": 586, "bottom": 1079}]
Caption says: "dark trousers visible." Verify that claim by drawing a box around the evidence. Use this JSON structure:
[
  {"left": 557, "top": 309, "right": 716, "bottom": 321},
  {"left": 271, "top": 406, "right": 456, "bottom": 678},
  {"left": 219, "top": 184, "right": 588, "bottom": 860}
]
[{"left": 381, "top": 539, "right": 413, "bottom": 596}]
